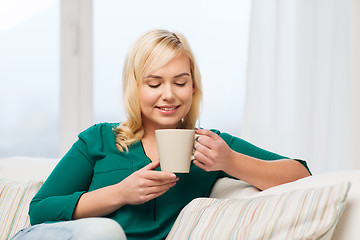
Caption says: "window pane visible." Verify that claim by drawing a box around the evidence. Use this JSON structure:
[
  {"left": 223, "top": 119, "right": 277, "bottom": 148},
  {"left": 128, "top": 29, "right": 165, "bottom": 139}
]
[
  {"left": 0, "top": 1, "right": 60, "bottom": 158},
  {"left": 93, "top": 0, "right": 251, "bottom": 135}
]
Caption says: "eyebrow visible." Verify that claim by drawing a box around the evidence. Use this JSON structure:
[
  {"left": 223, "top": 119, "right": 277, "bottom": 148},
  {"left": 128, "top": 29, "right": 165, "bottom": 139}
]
[
  {"left": 174, "top": 73, "right": 190, "bottom": 78},
  {"left": 145, "top": 72, "right": 190, "bottom": 79},
  {"left": 145, "top": 75, "right": 162, "bottom": 79}
]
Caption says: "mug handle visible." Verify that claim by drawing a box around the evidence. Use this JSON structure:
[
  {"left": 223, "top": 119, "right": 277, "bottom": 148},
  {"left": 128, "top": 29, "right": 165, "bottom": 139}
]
[{"left": 191, "top": 134, "right": 200, "bottom": 160}]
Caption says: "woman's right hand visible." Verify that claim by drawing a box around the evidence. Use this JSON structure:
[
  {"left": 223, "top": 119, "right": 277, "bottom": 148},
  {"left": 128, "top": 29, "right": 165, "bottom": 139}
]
[
  {"left": 117, "top": 161, "right": 179, "bottom": 205},
  {"left": 73, "top": 161, "right": 178, "bottom": 219}
]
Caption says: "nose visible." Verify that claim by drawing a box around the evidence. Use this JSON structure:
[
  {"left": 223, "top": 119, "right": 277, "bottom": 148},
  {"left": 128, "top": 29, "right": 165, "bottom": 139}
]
[{"left": 161, "top": 84, "right": 175, "bottom": 102}]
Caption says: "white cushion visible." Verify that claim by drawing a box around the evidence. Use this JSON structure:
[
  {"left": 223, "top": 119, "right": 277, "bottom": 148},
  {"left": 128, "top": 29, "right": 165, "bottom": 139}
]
[
  {"left": 168, "top": 181, "right": 350, "bottom": 240},
  {"left": 0, "top": 156, "right": 58, "bottom": 182},
  {"left": 210, "top": 170, "right": 360, "bottom": 240}
]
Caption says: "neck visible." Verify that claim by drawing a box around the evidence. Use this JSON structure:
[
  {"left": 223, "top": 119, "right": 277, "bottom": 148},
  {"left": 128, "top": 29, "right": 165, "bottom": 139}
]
[
  {"left": 141, "top": 122, "right": 179, "bottom": 140},
  {"left": 142, "top": 130, "right": 156, "bottom": 141}
]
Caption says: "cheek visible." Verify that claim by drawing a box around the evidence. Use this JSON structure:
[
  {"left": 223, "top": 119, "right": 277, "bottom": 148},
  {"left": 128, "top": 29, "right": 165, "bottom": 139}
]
[
  {"left": 139, "top": 88, "right": 156, "bottom": 106},
  {"left": 184, "top": 87, "right": 194, "bottom": 102},
  {"left": 178, "top": 88, "right": 194, "bottom": 106}
]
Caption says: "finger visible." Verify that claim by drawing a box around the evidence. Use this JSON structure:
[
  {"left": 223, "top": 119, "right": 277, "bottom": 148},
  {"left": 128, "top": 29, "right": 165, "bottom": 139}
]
[
  {"left": 147, "top": 181, "right": 177, "bottom": 193},
  {"left": 195, "top": 130, "right": 222, "bottom": 150},
  {"left": 144, "top": 188, "right": 171, "bottom": 202},
  {"left": 195, "top": 128, "right": 222, "bottom": 141},
  {"left": 143, "top": 161, "right": 160, "bottom": 170},
  {"left": 195, "top": 135, "right": 215, "bottom": 151},
  {"left": 193, "top": 149, "right": 213, "bottom": 167},
  {"left": 193, "top": 160, "right": 210, "bottom": 172},
  {"left": 145, "top": 177, "right": 179, "bottom": 188},
  {"left": 141, "top": 181, "right": 177, "bottom": 202},
  {"left": 143, "top": 170, "right": 178, "bottom": 182},
  {"left": 194, "top": 141, "right": 213, "bottom": 158}
]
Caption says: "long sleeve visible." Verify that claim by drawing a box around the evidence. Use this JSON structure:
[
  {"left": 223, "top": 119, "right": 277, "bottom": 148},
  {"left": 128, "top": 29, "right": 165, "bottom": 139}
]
[
  {"left": 214, "top": 130, "right": 311, "bottom": 175},
  {"left": 29, "top": 128, "right": 97, "bottom": 225}
]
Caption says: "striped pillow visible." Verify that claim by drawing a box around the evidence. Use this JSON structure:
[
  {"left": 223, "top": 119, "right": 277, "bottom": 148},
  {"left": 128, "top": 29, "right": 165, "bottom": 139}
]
[
  {"left": 167, "top": 181, "right": 350, "bottom": 240},
  {"left": 0, "top": 178, "right": 43, "bottom": 240}
]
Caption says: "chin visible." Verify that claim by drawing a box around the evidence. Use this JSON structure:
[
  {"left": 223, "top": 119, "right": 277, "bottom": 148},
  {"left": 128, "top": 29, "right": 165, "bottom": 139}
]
[
  {"left": 158, "top": 123, "right": 179, "bottom": 129},
  {"left": 156, "top": 119, "right": 182, "bottom": 129}
]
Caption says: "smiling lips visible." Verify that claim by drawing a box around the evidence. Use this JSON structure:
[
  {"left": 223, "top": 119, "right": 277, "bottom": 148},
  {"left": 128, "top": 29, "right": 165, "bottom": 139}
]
[{"left": 156, "top": 105, "right": 180, "bottom": 114}]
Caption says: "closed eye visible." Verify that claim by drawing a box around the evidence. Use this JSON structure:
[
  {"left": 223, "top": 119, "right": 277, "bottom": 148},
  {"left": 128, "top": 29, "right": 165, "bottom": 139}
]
[
  {"left": 175, "top": 82, "right": 186, "bottom": 87},
  {"left": 148, "top": 83, "right": 161, "bottom": 88}
]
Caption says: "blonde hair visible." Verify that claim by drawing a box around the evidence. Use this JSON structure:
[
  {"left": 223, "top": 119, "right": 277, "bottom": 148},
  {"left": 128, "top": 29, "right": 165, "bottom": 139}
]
[{"left": 115, "top": 29, "right": 203, "bottom": 152}]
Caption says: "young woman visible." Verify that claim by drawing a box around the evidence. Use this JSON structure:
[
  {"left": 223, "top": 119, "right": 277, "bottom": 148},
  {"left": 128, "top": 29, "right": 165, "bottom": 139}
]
[{"left": 12, "top": 29, "right": 311, "bottom": 240}]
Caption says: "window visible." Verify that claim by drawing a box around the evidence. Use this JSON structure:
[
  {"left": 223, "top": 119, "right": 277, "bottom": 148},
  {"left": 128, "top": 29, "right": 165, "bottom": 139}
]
[
  {"left": 93, "top": 0, "right": 251, "bottom": 135},
  {"left": 1, "top": 0, "right": 252, "bottom": 158},
  {"left": 0, "top": 0, "right": 60, "bottom": 158}
]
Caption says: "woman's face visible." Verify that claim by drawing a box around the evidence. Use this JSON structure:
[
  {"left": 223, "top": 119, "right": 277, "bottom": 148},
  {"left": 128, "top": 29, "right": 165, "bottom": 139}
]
[{"left": 139, "top": 54, "right": 194, "bottom": 131}]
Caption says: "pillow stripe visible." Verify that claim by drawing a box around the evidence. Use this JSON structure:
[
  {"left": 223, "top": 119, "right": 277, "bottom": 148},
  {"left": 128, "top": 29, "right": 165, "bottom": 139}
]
[
  {"left": 167, "top": 182, "right": 351, "bottom": 240},
  {"left": 9, "top": 181, "right": 41, "bottom": 237},
  {"left": 8, "top": 185, "right": 27, "bottom": 236},
  {"left": 0, "top": 179, "right": 43, "bottom": 240}
]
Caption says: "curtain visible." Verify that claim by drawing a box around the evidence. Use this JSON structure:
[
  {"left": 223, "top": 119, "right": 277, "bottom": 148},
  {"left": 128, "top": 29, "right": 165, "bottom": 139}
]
[{"left": 242, "top": 0, "right": 360, "bottom": 174}]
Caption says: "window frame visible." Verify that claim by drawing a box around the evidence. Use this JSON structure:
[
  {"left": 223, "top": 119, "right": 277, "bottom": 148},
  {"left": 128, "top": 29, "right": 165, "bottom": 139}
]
[{"left": 60, "top": 0, "right": 93, "bottom": 156}]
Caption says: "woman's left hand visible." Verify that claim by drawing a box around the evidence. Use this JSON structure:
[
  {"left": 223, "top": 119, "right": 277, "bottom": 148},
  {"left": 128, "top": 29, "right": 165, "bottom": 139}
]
[{"left": 193, "top": 128, "right": 234, "bottom": 172}]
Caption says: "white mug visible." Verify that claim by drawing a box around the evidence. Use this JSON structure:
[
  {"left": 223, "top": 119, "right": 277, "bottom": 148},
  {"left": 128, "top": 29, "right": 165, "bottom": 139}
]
[{"left": 155, "top": 129, "right": 195, "bottom": 173}]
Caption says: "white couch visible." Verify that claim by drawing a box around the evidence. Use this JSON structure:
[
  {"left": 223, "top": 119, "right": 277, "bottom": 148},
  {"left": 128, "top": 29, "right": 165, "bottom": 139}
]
[{"left": 0, "top": 157, "right": 359, "bottom": 240}]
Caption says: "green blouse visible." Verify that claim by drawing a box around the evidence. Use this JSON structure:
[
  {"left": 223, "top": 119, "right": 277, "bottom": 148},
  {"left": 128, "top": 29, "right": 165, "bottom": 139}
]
[{"left": 29, "top": 123, "right": 310, "bottom": 240}]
